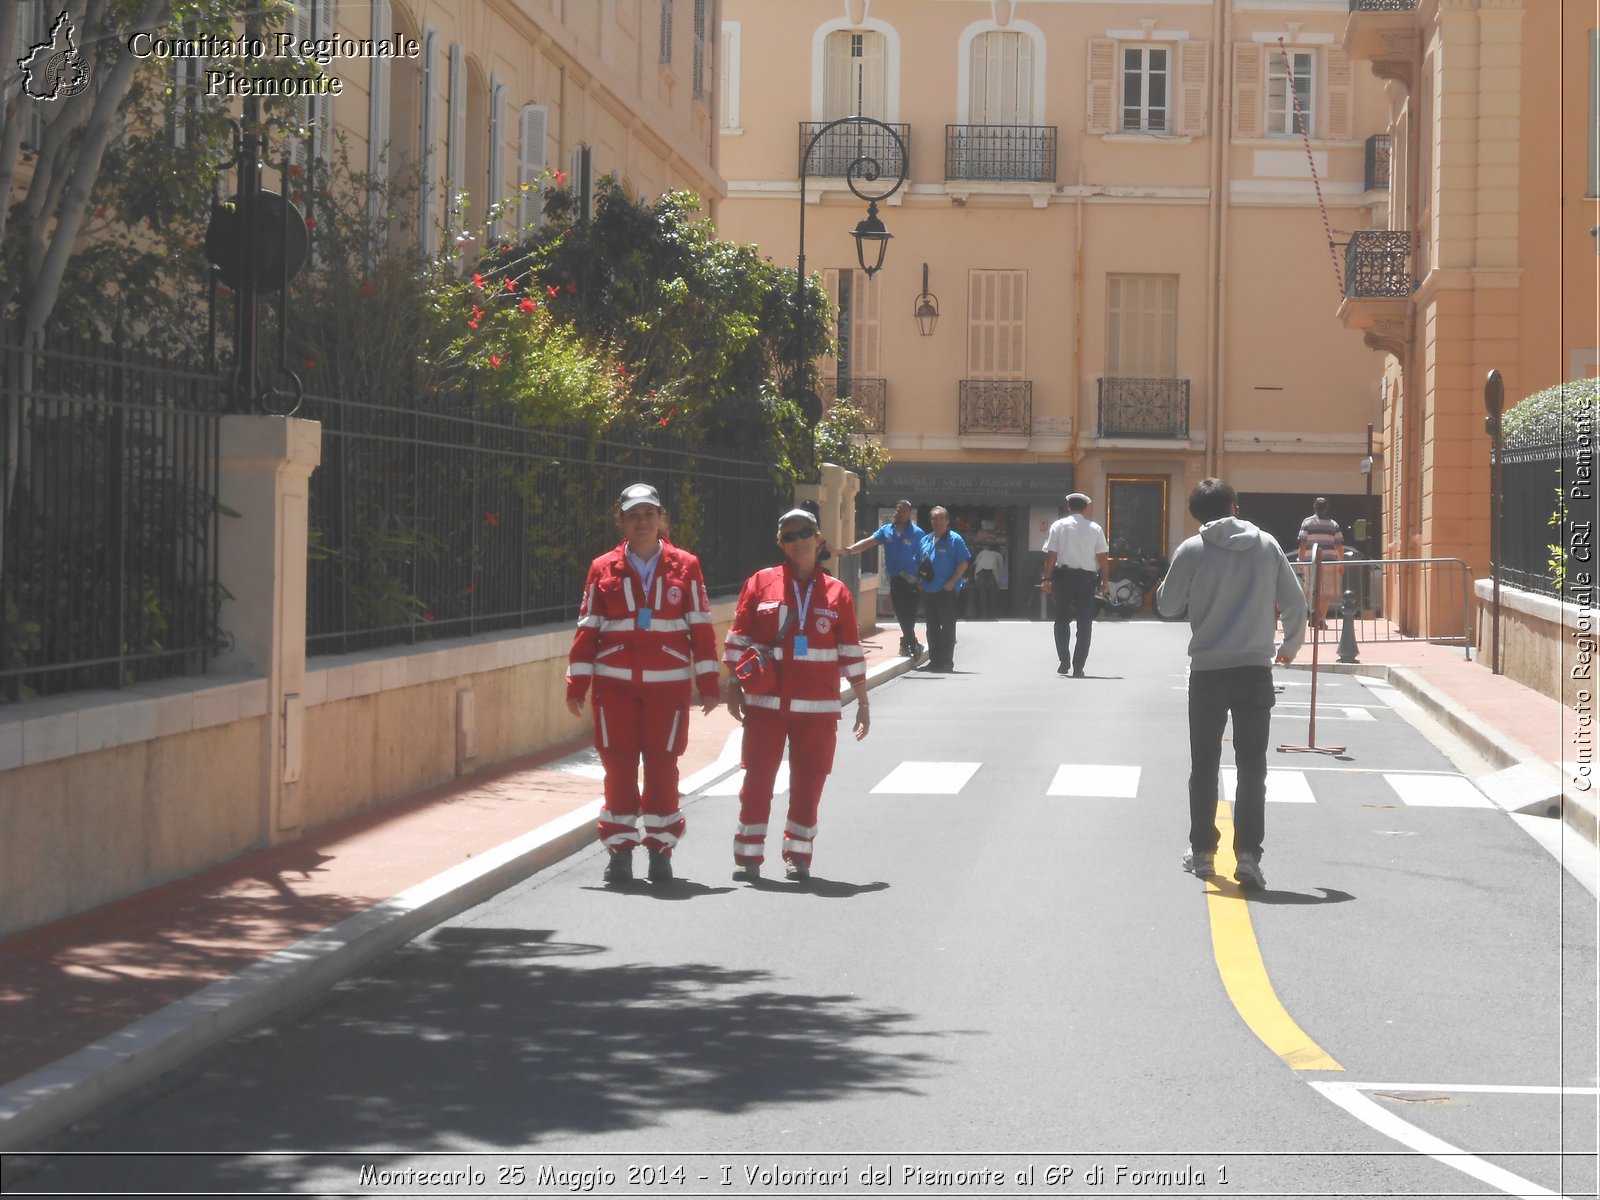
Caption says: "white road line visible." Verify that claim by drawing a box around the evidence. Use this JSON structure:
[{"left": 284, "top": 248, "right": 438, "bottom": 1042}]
[
  {"left": 1046, "top": 764, "right": 1141, "bottom": 798},
  {"left": 1278, "top": 704, "right": 1378, "bottom": 721},
  {"left": 703, "top": 761, "right": 789, "bottom": 797},
  {"left": 871, "top": 761, "right": 981, "bottom": 795},
  {"left": 1310, "top": 1080, "right": 1597, "bottom": 1200},
  {"left": 1361, "top": 679, "right": 1420, "bottom": 710},
  {"left": 1223, "top": 767, "right": 1316, "bottom": 803},
  {"left": 1383, "top": 773, "right": 1495, "bottom": 808}
]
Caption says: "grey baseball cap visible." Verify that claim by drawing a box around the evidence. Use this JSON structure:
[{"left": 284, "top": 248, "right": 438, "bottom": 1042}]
[{"left": 618, "top": 483, "right": 663, "bottom": 512}]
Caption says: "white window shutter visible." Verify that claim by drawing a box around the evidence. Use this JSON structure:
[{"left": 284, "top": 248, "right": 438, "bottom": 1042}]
[
  {"left": 1177, "top": 41, "right": 1209, "bottom": 137},
  {"left": 487, "top": 79, "right": 505, "bottom": 241},
  {"left": 1086, "top": 38, "right": 1117, "bottom": 135},
  {"left": 823, "top": 32, "right": 853, "bottom": 119},
  {"left": 518, "top": 104, "right": 548, "bottom": 231},
  {"left": 419, "top": 26, "right": 437, "bottom": 255},
  {"left": 1231, "top": 43, "right": 1264, "bottom": 140},
  {"left": 447, "top": 42, "right": 466, "bottom": 230},
  {"left": 820, "top": 268, "right": 841, "bottom": 387},
  {"left": 854, "top": 269, "right": 881, "bottom": 377},
  {"left": 968, "top": 271, "right": 994, "bottom": 377},
  {"left": 1324, "top": 47, "right": 1353, "bottom": 141},
  {"left": 859, "top": 32, "right": 887, "bottom": 120}
]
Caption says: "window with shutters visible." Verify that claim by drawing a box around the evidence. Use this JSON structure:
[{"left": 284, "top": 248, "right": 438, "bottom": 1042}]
[
  {"left": 692, "top": 0, "right": 707, "bottom": 100},
  {"left": 1087, "top": 39, "right": 1208, "bottom": 137},
  {"left": 659, "top": 0, "right": 673, "bottom": 65},
  {"left": 418, "top": 27, "right": 438, "bottom": 255},
  {"left": 367, "top": 0, "right": 392, "bottom": 217},
  {"left": 289, "top": 0, "right": 335, "bottom": 175},
  {"left": 719, "top": 23, "right": 740, "bottom": 128},
  {"left": 1121, "top": 46, "right": 1168, "bottom": 133},
  {"left": 169, "top": 28, "right": 205, "bottom": 148},
  {"left": 518, "top": 104, "right": 549, "bottom": 231},
  {"left": 1106, "top": 275, "right": 1178, "bottom": 379},
  {"left": 823, "top": 30, "right": 887, "bottom": 120},
  {"left": 446, "top": 44, "right": 466, "bottom": 233},
  {"left": 571, "top": 144, "right": 594, "bottom": 225},
  {"left": 486, "top": 80, "right": 505, "bottom": 241},
  {"left": 967, "top": 271, "right": 1027, "bottom": 380},
  {"left": 820, "top": 269, "right": 883, "bottom": 396},
  {"left": 969, "top": 31, "right": 1033, "bottom": 126},
  {"left": 1266, "top": 48, "right": 1313, "bottom": 137}
]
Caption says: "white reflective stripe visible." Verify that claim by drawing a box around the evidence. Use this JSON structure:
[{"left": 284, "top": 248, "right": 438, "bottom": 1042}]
[
  {"left": 666, "top": 709, "right": 681, "bottom": 749},
  {"left": 594, "top": 664, "right": 634, "bottom": 680},
  {"left": 647, "top": 619, "right": 691, "bottom": 633},
  {"left": 736, "top": 823, "right": 769, "bottom": 837},
  {"left": 648, "top": 830, "right": 680, "bottom": 848},
  {"left": 662, "top": 647, "right": 690, "bottom": 662},
  {"left": 596, "top": 644, "right": 623, "bottom": 657},
  {"left": 843, "top": 663, "right": 866, "bottom": 679},
  {"left": 773, "top": 647, "right": 839, "bottom": 662},
  {"left": 641, "top": 811, "right": 683, "bottom": 830},
  {"left": 655, "top": 577, "right": 664, "bottom": 608},
  {"left": 600, "top": 619, "right": 637, "bottom": 633},
  {"left": 598, "top": 808, "right": 640, "bottom": 828},
  {"left": 598, "top": 707, "right": 610, "bottom": 748},
  {"left": 685, "top": 610, "right": 712, "bottom": 625},
  {"left": 641, "top": 667, "right": 694, "bottom": 682},
  {"left": 744, "top": 694, "right": 782, "bottom": 710},
  {"left": 603, "top": 830, "right": 641, "bottom": 848},
  {"left": 784, "top": 819, "right": 818, "bottom": 838},
  {"left": 623, "top": 578, "right": 636, "bottom": 611},
  {"left": 692, "top": 580, "right": 704, "bottom": 609},
  {"left": 784, "top": 838, "right": 814, "bottom": 855},
  {"left": 567, "top": 663, "right": 595, "bottom": 676},
  {"left": 725, "top": 632, "right": 752, "bottom": 648},
  {"left": 837, "top": 645, "right": 865, "bottom": 659},
  {"left": 694, "top": 659, "right": 720, "bottom": 673},
  {"left": 788, "top": 697, "right": 840, "bottom": 714},
  {"left": 578, "top": 614, "right": 604, "bottom": 629}
]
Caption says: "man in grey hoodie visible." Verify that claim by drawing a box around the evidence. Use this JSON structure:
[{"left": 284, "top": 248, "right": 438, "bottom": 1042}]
[{"left": 1156, "top": 478, "right": 1307, "bottom": 889}]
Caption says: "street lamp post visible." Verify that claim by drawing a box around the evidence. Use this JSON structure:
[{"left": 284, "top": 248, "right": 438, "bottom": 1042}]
[{"left": 794, "top": 116, "right": 909, "bottom": 472}]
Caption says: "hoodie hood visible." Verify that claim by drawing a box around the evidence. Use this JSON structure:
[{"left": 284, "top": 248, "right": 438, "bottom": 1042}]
[{"left": 1200, "top": 516, "right": 1262, "bottom": 552}]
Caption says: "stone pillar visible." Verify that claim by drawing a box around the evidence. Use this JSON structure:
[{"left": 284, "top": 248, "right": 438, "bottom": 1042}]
[{"left": 216, "top": 416, "right": 322, "bottom": 843}]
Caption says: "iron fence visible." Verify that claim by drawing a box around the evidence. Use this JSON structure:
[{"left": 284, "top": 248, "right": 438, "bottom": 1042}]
[
  {"left": 1350, "top": 0, "right": 1416, "bottom": 11},
  {"left": 1289, "top": 555, "right": 1473, "bottom": 659},
  {"left": 945, "top": 125, "right": 1058, "bottom": 183},
  {"left": 958, "top": 380, "right": 1032, "bottom": 435},
  {"left": 1345, "top": 230, "right": 1413, "bottom": 298},
  {"left": 799, "top": 121, "right": 911, "bottom": 181},
  {"left": 1496, "top": 441, "right": 1580, "bottom": 599},
  {"left": 1365, "top": 134, "right": 1391, "bottom": 191},
  {"left": 1097, "top": 377, "right": 1190, "bottom": 438},
  {"left": 0, "top": 340, "right": 223, "bottom": 704},
  {"left": 299, "top": 390, "right": 783, "bottom": 657},
  {"left": 826, "top": 377, "right": 886, "bottom": 433}
]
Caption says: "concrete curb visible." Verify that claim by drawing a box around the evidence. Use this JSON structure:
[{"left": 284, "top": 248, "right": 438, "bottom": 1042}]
[
  {"left": 0, "top": 653, "right": 917, "bottom": 1152},
  {"left": 1296, "top": 661, "right": 1599, "bottom": 848}
]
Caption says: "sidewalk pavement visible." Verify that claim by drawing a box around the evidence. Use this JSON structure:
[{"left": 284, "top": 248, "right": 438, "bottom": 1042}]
[{"left": 0, "top": 620, "right": 1592, "bottom": 1151}]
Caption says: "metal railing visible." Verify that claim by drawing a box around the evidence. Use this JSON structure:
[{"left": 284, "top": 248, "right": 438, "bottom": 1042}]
[
  {"left": 1495, "top": 442, "right": 1578, "bottom": 599},
  {"left": 299, "top": 390, "right": 782, "bottom": 657},
  {"left": 1365, "top": 133, "right": 1391, "bottom": 191},
  {"left": 1097, "top": 377, "right": 1191, "bottom": 438},
  {"left": 945, "top": 125, "right": 1057, "bottom": 183},
  {"left": 1289, "top": 555, "right": 1473, "bottom": 659},
  {"left": 0, "top": 340, "right": 224, "bottom": 703},
  {"left": 799, "top": 121, "right": 911, "bottom": 180},
  {"left": 826, "top": 377, "right": 886, "bottom": 433},
  {"left": 1350, "top": 0, "right": 1416, "bottom": 11},
  {"left": 1344, "top": 229, "right": 1413, "bottom": 298},
  {"left": 958, "top": 380, "right": 1032, "bottom": 435}
]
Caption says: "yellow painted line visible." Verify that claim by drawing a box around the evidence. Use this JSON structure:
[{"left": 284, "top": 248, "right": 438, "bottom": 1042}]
[{"left": 1207, "top": 803, "right": 1344, "bottom": 1072}]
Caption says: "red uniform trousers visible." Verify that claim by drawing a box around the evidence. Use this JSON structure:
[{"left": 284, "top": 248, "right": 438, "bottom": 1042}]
[
  {"left": 734, "top": 709, "right": 838, "bottom": 868},
  {"left": 592, "top": 680, "right": 689, "bottom": 854}
]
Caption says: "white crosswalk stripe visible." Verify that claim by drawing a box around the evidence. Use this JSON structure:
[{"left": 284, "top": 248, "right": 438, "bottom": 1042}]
[
  {"left": 1046, "top": 764, "right": 1141, "bottom": 798},
  {"left": 1382, "top": 773, "right": 1495, "bottom": 808},
  {"left": 1277, "top": 704, "right": 1377, "bottom": 721},
  {"left": 870, "top": 761, "right": 982, "bottom": 795},
  {"left": 1222, "top": 767, "right": 1317, "bottom": 803}
]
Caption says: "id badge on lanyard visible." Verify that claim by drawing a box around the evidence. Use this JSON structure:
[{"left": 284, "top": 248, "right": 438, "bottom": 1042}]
[{"left": 792, "top": 577, "right": 815, "bottom": 658}]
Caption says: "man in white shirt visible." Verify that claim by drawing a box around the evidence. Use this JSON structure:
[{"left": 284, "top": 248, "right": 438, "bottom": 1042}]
[
  {"left": 1039, "top": 493, "right": 1110, "bottom": 677},
  {"left": 971, "top": 545, "right": 1005, "bottom": 619}
]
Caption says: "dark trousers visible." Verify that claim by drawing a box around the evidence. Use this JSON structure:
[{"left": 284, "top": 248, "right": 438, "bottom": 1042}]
[
  {"left": 973, "top": 570, "right": 1000, "bottom": 619},
  {"left": 1187, "top": 665, "right": 1276, "bottom": 859},
  {"left": 1052, "top": 567, "right": 1099, "bottom": 671},
  {"left": 888, "top": 575, "right": 922, "bottom": 648},
  {"left": 923, "top": 588, "right": 959, "bottom": 667}
]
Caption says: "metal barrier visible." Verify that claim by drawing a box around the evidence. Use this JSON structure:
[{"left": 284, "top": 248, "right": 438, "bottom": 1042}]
[{"left": 1287, "top": 556, "right": 1473, "bottom": 660}]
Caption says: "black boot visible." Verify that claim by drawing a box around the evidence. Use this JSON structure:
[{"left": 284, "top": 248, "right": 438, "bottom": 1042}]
[
  {"left": 647, "top": 848, "right": 674, "bottom": 884},
  {"left": 603, "top": 851, "right": 633, "bottom": 885}
]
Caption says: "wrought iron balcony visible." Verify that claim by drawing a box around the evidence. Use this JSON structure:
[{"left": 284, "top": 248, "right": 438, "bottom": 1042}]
[
  {"left": 799, "top": 121, "right": 911, "bottom": 180},
  {"left": 1349, "top": 0, "right": 1415, "bottom": 10},
  {"left": 945, "top": 125, "right": 1057, "bottom": 183},
  {"left": 1344, "top": 230, "right": 1413, "bottom": 298},
  {"left": 958, "top": 380, "right": 1032, "bottom": 436},
  {"left": 1097, "top": 378, "right": 1191, "bottom": 439},
  {"left": 1364, "top": 134, "right": 1391, "bottom": 191},
  {"left": 824, "top": 377, "right": 886, "bottom": 434}
]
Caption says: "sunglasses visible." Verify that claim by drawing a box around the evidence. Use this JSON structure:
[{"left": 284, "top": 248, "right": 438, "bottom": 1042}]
[{"left": 780, "top": 527, "right": 818, "bottom": 543}]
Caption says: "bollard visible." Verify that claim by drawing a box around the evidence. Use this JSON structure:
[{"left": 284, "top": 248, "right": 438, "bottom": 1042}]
[{"left": 1336, "top": 588, "right": 1359, "bottom": 664}]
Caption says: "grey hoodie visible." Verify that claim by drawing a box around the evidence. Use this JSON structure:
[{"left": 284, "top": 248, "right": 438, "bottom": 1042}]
[{"left": 1155, "top": 516, "right": 1307, "bottom": 671}]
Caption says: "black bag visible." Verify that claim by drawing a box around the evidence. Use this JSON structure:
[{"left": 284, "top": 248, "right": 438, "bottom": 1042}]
[{"left": 916, "top": 555, "right": 935, "bottom": 582}]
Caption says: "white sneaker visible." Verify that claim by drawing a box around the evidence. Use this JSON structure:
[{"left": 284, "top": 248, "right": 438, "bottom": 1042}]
[
  {"left": 1233, "top": 852, "right": 1266, "bottom": 890},
  {"left": 1181, "top": 849, "right": 1214, "bottom": 877}
]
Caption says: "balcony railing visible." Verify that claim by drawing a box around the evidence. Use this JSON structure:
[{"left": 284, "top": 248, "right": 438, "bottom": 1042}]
[
  {"left": 1365, "top": 134, "right": 1391, "bottom": 191},
  {"left": 824, "top": 377, "right": 886, "bottom": 434},
  {"left": 1349, "top": 0, "right": 1415, "bottom": 11},
  {"left": 958, "top": 380, "right": 1032, "bottom": 435},
  {"left": 1344, "top": 230, "right": 1413, "bottom": 298},
  {"left": 1097, "top": 378, "right": 1191, "bottom": 439},
  {"left": 945, "top": 125, "right": 1057, "bottom": 183},
  {"left": 799, "top": 121, "right": 911, "bottom": 180}
]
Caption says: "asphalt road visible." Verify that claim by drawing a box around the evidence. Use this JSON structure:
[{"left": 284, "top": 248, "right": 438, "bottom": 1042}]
[{"left": 8, "top": 621, "right": 1598, "bottom": 1198}]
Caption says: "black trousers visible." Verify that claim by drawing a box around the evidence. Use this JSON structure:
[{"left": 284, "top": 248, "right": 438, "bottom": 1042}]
[
  {"left": 923, "top": 588, "right": 958, "bottom": 667},
  {"left": 1052, "top": 567, "right": 1099, "bottom": 671},
  {"left": 1187, "top": 665, "right": 1276, "bottom": 859},
  {"left": 888, "top": 575, "right": 921, "bottom": 647}
]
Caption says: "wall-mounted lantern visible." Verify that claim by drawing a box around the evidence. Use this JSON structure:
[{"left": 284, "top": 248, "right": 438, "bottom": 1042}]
[{"left": 914, "top": 262, "right": 940, "bottom": 337}]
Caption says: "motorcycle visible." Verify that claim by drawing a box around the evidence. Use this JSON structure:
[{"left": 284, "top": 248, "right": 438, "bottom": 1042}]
[{"left": 1097, "top": 551, "right": 1170, "bottom": 619}]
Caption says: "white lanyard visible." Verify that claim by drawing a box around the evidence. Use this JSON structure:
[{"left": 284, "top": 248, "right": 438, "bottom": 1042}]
[
  {"left": 791, "top": 576, "right": 816, "bottom": 632},
  {"left": 629, "top": 547, "right": 661, "bottom": 596}
]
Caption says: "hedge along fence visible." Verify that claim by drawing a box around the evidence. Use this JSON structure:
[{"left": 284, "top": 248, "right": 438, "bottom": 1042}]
[{"left": 1496, "top": 378, "right": 1599, "bottom": 600}]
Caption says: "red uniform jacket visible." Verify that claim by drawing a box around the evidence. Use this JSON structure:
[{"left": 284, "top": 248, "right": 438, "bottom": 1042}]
[
  {"left": 722, "top": 565, "right": 865, "bottom": 718},
  {"left": 566, "top": 540, "right": 720, "bottom": 704}
]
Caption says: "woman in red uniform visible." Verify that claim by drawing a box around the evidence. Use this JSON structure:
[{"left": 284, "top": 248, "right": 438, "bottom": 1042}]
[
  {"left": 567, "top": 483, "right": 721, "bottom": 886},
  {"left": 722, "top": 508, "right": 871, "bottom": 883}
]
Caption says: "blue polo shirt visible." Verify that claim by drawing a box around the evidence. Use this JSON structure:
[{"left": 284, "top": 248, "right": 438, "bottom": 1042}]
[
  {"left": 873, "top": 520, "right": 926, "bottom": 577},
  {"left": 918, "top": 530, "right": 972, "bottom": 593}
]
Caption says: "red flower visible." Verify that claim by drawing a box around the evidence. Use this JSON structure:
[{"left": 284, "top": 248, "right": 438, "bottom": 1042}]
[
  {"left": 304, "top": 217, "right": 316, "bottom": 230},
  {"left": 423, "top": 610, "right": 435, "bottom": 622},
  {"left": 469, "top": 304, "right": 484, "bottom": 329},
  {"left": 554, "top": 168, "right": 567, "bottom": 185},
  {"left": 485, "top": 511, "right": 500, "bottom": 526},
  {"left": 519, "top": 297, "right": 537, "bottom": 313},
  {"left": 546, "top": 284, "right": 559, "bottom": 298},
  {"left": 303, "top": 357, "right": 316, "bottom": 370},
  {"left": 361, "top": 281, "right": 375, "bottom": 294},
  {"left": 504, "top": 277, "right": 517, "bottom": 291},
  {"left": 473, "top": 273, "right": 486, "bottom": 289},
  {"left": 92, "top": 207, "right": 105, "bottom": 219},
  {"left": 488, "top": 355, "right": 502, "bottom": 368},
  {"left": 565, "top": 282, "right": 577, "bottom": 294},
  {"left": 289, "top": 164, "right": 304, "bottom": 178}
]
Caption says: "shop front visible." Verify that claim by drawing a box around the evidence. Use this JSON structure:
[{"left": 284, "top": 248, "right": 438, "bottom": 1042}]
[{"left": 859, "top": 462, "right": 1075, "bottom": 620}]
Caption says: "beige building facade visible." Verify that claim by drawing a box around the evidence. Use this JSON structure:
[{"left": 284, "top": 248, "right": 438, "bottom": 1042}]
[
  {"left": 718, "top": 0, "right": 1391, "bottom": 608},
  {"left": 1341, "top": 0, "right": 1597, "bottom": 632}
]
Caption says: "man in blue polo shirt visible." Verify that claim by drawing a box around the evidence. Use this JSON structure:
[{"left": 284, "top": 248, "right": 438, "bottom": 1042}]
[
  {"left": 917, "top": 506, "right": 972, "bottom": 672},
  {"left": 839, "top": 498, "right": 926, "bottom": 659}
]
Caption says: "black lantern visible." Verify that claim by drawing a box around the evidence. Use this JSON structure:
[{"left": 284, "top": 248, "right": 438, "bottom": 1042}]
[
  {"left": 913, "top": 261, "right": 940, "bottom": 337},
  {"left": 852, "top": 201, "right": 892, "bottom": 277}
]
